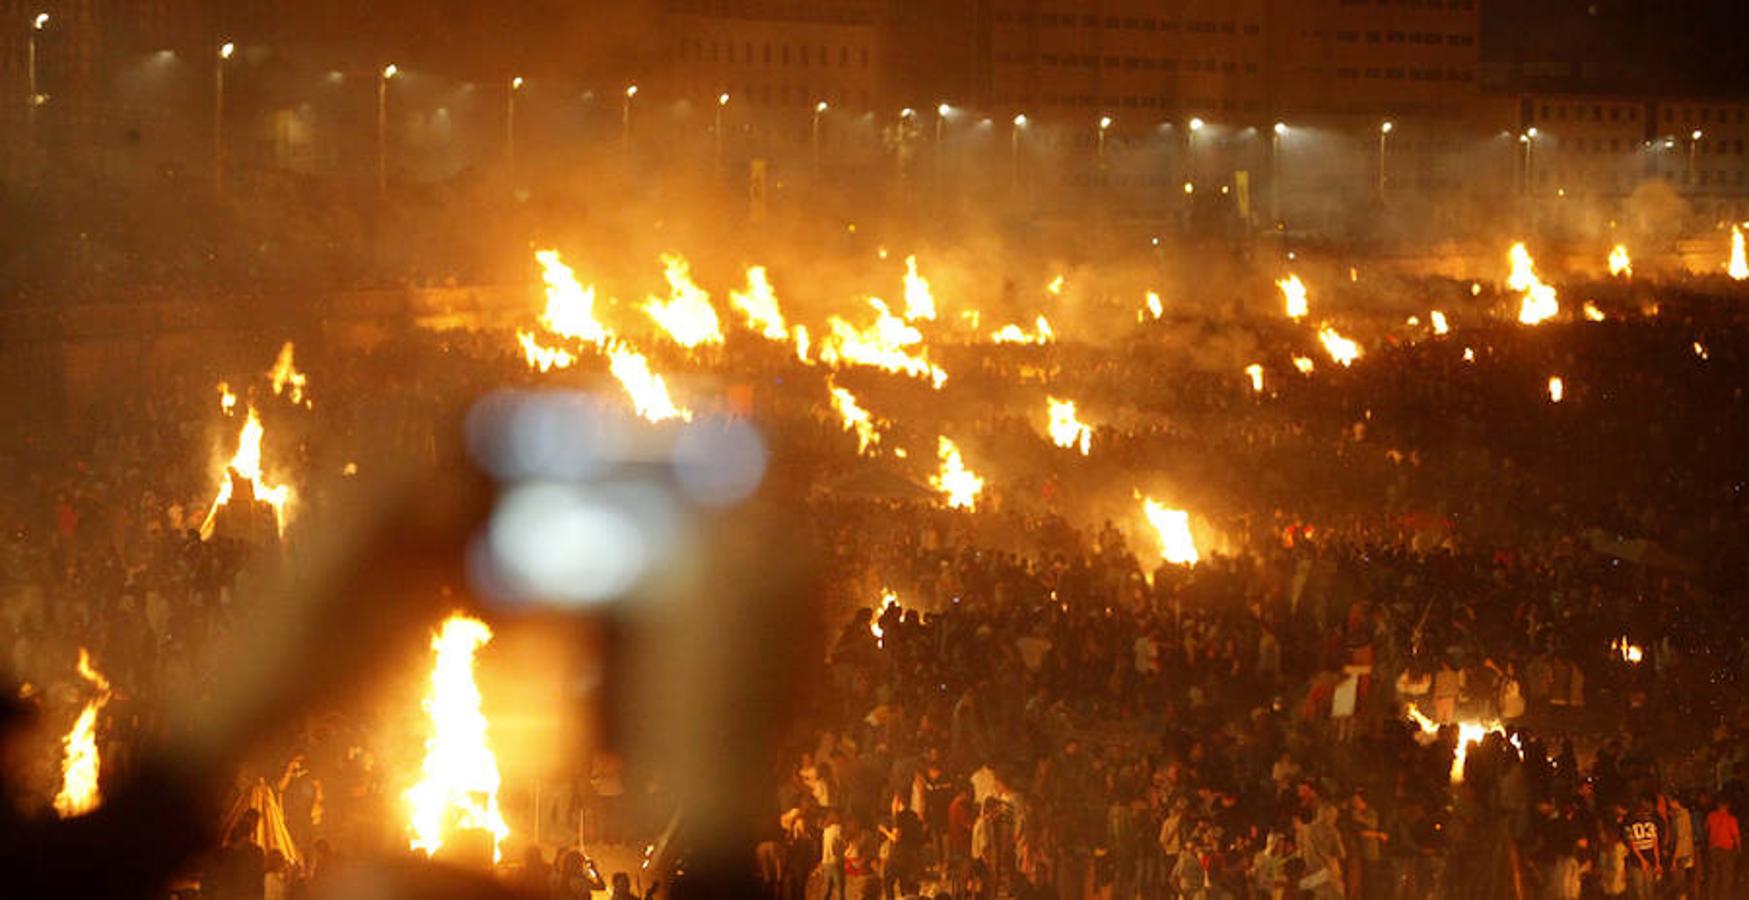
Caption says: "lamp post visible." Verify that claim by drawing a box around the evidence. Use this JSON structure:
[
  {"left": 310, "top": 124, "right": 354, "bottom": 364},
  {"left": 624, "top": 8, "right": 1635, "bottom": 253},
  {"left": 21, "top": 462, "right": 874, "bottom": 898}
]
[
  {"left": 506, "top": 75, "right": 523, "bottom": 175},
  {"left": 1520, "top": 127, "right": 1538, "bottom": 195},
  {"left": 812, "top": 100, "right": 827, "bottom": 176},
  {"left": 26, "top": 12, "right": 48, "bottom": 159},
  {"left": 621, "top": 84, "right": 637, "bottom": 155},
  {"left": 1378, "top": 120, "right": 1393, "bottom": 198},
  {"left": 1272, "top": 121, "right": 1287, "bottom": 225},
  {"left": 1689, "top": 128, "right": 1703, "bottom": 188},
  {"left": 377, "top": 63, "right": 397, "bottom": 197},
  {"left": 1011, "top": 113, "right": 1027, "bottom": 186},
  {"left": 216, "top": 40, "right": 237, "bottom": 195},
  {"left": 714, "top": 91, "right": 729, "bottom": 175},
  {"left": 935, "top": 102, "right": 949, "bottom": 144},
  {"left": 1097, "top": 115, "right": 1112, "bottom": 168}
]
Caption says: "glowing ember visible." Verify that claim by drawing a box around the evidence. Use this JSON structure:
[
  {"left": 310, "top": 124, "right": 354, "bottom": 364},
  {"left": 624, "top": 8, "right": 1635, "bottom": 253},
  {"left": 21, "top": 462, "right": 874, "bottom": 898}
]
[
  {"left": 1731, "top": 225, "right": 1749, "bottom": 281},
  {"left": 516, "top": 330, "right": 577, "bottom": 372},
  {"left": 199, "top": 405, "right": 293, "bottom": 542},
  {"left": 929, "top": 436, "right": 984, "bottom": 510},
  {"left": 268, "top": 342, "right": 312, "bottom": 408},
  {"left": 816, "top": 299, "right": 948, "bottom": 388},
  {"left": 1140, "top": 291, "right": 1165, "bottom": 321},
  {"left": 1291, "top": 356, "right": 1316, "bottom": 375},
  {"left": 1548, "top": 376, "right": 1564, "bottom": 403},
  {"left": 218, "top": 382, "right": 237, "bottom": 415},
  {"left": 828, "top": 380, "right": 882, "bottom": 454},
  {"left": 643, "top": 253, "right": 724, "bottom": 348},
  {"left": 1694, "top": 341, "right": 1709, "bottom": 360},
  {"left": 728, "top": 266, "right": 789, "bottom": 341},
  {"left": 901, "top": 255, "right": 937, "bottom": 321},
  {"left": 607, "top": 345, "right": 691, "bottom": 422},
  {"left": 1582, "top": 302, "right": 1607, "bottom": 322},
  {"left": 869, "top": 589, "right": 900, "bottom": 647},
  {"left": 53, "top": 648, "right": 110, "bottom": 818},
  {"left": 1046, "top": 397, "right": 1092, "bottom": 455},
  {"left": 1277, "top": 275, "right": 1309, "bottom": 321},
  {"left": 1244, "top": 363, "right": 1264, "bottom": 394},
  {"left": 1608, "top": 244, "right": 1632, "bottom": 278},
  {"left": 406, "top": 615, "right": 510, "bottom": 863},
  {"left": 1509, "top": 243, "right": 1559, "bottom": 325},
  {"left": 990, "top": 316, "right": 1055, "bottom": 345},
  {"left": 1612, "top": 636, "right": 1644, "bottom": 663},
  {"left": 1430, "top": 310, "right": 1450, "bottom": 335},
  {"left": 1139, "top": 497, "right": 1199, "bottom": 566},
  {"left": 1317, "top": 326, "right": 1362, "bottom": 367},
  {"left": 535, "top": 249, "right": 609, "bottom": 345}
]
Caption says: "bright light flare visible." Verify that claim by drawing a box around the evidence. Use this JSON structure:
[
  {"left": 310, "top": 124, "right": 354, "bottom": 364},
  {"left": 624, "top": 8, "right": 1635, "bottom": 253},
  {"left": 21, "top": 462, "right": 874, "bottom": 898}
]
[
  {"left": 1430, "top": 310, "right": 1449, "bottom": 335},
  {"left": 53, "top": 648, "right": 111, "bottom": 818},
  {"left": 1612, "top": 636, "right": 1644, "bottom": 663},
  {"left": 901, "top": 255, "right": 937, "bottom": 322},
  {"left": 1244, "top": 363, "right": 1264, "bottom": 393},
  {"left": 1046, "top": 397, "right": 1092, "bottom": 455},
  {"left": 1583, "top": 302, "right": 1607, "bottom": 322},
  {"left": 1292, "top": 356, "right": 1316, "bottom": 375},
  {"left": 1140, "top": 291, "right": 1164, "bottom": 321},
  {"left": 405, "top": 615, "right": 511, "bottom": 863},
  {"left": 1547, "top": 376, "right": 1564, "bottom": 403},
  {"left": 1732, "top": 225, "right": 1749, "bottom": 280}
]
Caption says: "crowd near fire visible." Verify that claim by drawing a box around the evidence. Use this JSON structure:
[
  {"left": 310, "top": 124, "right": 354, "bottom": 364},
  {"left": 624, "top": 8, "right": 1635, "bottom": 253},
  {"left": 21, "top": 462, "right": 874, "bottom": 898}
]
[{"left": 13, "top": 2, "right": 1749, "bottom": 899}]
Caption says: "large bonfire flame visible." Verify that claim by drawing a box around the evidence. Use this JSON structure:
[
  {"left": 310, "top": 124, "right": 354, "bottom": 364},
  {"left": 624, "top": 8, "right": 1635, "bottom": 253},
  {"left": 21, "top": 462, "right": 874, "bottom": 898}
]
[
  {"left": 929, "top": 436, "right": 984, "bottom": 509},
  {"left": 1139, "top": 496, "right": 1199, "bottom": 566},
  {"left": 728, "top": 265, "right": 790, "bottom": 341},
  {"left": 53, "top": 648, "right": 111, "bottom": 818},
  {"left": 406, "top": 615, "right": 511, "bottom": 864},
  {"left": 1608, "top": 245, "right": 1632, "bottom": 278},
  {"left": 828, "top": 380, "right": 882, "bottom": 455},
  {"left": 1509, "top": 243, "right": 1559, "bottom": 325},
  {"left": 902, "top": 255, "right": 937, "bottom": 322},
  {"left": 643, "top": 253, "right": 724, "bottom": 348},
  {"left": 199, "top": 405, "right": 294, "bottom": 541},
  {"left": 1317, "top": 326, "right": 1363, "bottom": 367},
  {"left": 1046, "top": 397, "right": 1092, "bottom": 455},
  {"left": 1731, "top": 225, "right": 1749, "bottom": 281},
  {"left": 268, "top": 342, "right": 312, "bottom": 408},
  {"left": 817, "top": 299, "right": 948, "bottom": 389},
  {"left": 607, "top": 346, "right": 692, "bottom": 423},
  {"left": 1277, "top": 275, "right": 1309, "bottom": 321},
  {"left": 990, "top": 316, "right": 1055, "bottom": 345},
  {"left": 535, "top": 249, "right": 610, "bottom": 345}
]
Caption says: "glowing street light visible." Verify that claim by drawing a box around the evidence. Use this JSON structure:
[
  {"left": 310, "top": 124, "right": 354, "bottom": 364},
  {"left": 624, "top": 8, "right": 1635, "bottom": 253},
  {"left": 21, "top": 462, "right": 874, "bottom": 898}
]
[
  {"left": 1188, "top": 117, "right": 1205, "bottom": 132},
  {"left": 1520, "top": 128, "right": 1539, "bottom": 195},
  {"left": 1097, "top": 115, "right": 1112, "bottom": 166},
  {"left": 1011, "top": 113, "right": 1028, "bottom": 186},
  {"left": 1271, "top": 122, "right": 1288, "bottom": 224},
  {"left": 935, "top": 102, "right": 950, "bottom": 143},
  {"left": 714, "top": 91, "right": 730, "bottom": 175},
  {"left": 506, "top": 75, "right": 524, "bottom": 176},
  {"left": 621, "top": 83, "right": 638, "bottom": 153},
  {"left": 1378, "top": 120, "right": 1393, "bottom": 197},
  {"left": 27, "top": 12, "right": 50, "bottom": 157},
  {"left": 378, "top": 63, "right": 398, "bottom": 197},
  {"left": 1689, "top": 129, "right": 1704, "bottom": 186},
  {"left": 214, "top": 41, "right": 236, "bottom": 195}
]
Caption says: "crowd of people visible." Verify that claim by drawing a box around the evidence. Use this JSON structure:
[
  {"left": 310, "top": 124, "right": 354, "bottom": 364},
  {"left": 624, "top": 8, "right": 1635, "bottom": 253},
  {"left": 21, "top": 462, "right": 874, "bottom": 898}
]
[{"left": 0, "top": 256, "right": 1747, "bottom": 899}]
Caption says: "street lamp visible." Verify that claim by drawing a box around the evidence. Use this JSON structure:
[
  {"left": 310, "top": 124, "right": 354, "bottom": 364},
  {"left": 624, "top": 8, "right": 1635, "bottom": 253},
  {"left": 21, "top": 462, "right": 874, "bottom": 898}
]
[
  {"left": 1271, "top": 122, "right": 1287, "bottom": 224},
  {"left": 1011, "top": 113, "right": 1027, "bottom": 186},
  {"left": 714, "top": 91, "right": 729, "bottom": 175},
  {"left": 936, "top": 102, "right": 950, "bottom": 143},
  {"left": 378, "top": 63, "right": 398, "bottom": 197},
  {"left": 1689, "top": 128, "right": 1703, "bottom": 187},
  {"left": 1097, "top": 115, "right": 1112, "bottom": 167},
  {"left": 1378, "top": 120, "right": 1393, "bottom": 198},
  {"left": 812, "top": 100, "right": 828, "bottom": 175},
  {"left": 214, "top": 41, "right": 235, "bottom": 195},
  {"left": 1520, "top": 127, "right": 1538, "bottom": 195},
  {"left": 27, "top": 12, "right": 49, "bottom": 155},
  {"left": 506, "top": 75, "right": 523, "bottom": 175},
  {"left": 622, "top": 83, "right": 637, "bottom": 154}
]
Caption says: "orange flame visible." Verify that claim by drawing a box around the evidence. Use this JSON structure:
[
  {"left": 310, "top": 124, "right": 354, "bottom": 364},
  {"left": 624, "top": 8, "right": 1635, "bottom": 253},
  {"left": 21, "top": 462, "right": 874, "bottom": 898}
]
[
  {"left": 1277, "top": 275, "right": 1309, "bottom": 321},
  {"left": 1139, "top": 496, "right": 1199, "bottom": 566},
  {"left": 406, "top": 615, "right": 511, "bottom": 863},
  {"left": 1046, "top": 397, "right": 1092, "bottom": 454},
  {"left": 1509, "top": 243, "right": 1559, "bottom": 325},
  {"left": 828, "top": 380, "right": 881, "bottom": 454},
  {"left": 1317, "top": 326, "right": 1362, "bottom": 367},
  {"left": 535, "top": 249, "right": 610, "bottom": 345},
  {"left": 929, "top": 437, "right": 984, "bottom": 510},
  {"left": 817, "top": 299, "right": 948, "bottom": 388},
  {"left": 53, "top": 648, "right": 111, "bottom": 818},
  {"left": 199, "top": 405, "right": 293, "bottom": 541},
  {"left": 728, "top": 265, "right": 790, "bottom": 341},
  {"left": 990, "top": 316, "right": 1054, "bottom": 345},
  {"left": 902, "top": 255, "right": 937, "bottom": 321},
  {"left": 268, "top": 341, "right": 312, "bottom": 408}
]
